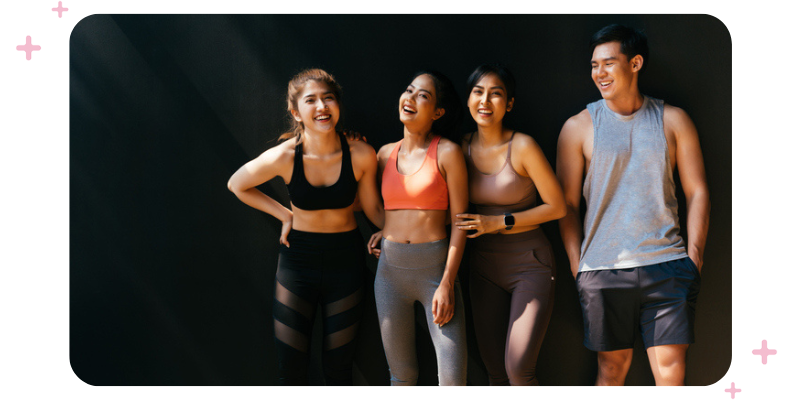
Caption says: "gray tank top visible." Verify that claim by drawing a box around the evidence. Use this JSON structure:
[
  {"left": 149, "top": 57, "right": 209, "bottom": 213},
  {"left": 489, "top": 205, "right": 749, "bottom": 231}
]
[{"left": 580, "top": 96, "right": 686, "bottom": 272}]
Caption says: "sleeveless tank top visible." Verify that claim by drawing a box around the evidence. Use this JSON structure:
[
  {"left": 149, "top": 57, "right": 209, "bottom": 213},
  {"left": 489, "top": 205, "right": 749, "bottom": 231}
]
[
  {"left": 580, "top": 96, "right": 686, "bottom": 272},
  {"left": 382, "top": 135, "right": 449, "bottom": 210},
  {"left": 467, "top": 131, "right": 538, "bottom": 215},
  {"left": 286, "top": 133, "right": 358, "bottom": 211}
]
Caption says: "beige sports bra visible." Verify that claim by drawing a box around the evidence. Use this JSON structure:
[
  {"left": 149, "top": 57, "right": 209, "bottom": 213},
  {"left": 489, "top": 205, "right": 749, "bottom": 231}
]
[{"left": 467, "top": 131, "right": 538, "bottom": 215}]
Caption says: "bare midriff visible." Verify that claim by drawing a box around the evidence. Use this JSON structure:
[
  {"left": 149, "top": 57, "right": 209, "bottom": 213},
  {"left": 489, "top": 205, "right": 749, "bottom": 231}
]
[
  {"left": 291, "top": 205, "right": 358, "bottom": 233},
  {"left": 383, "top": 209, "right": 447, "bottom": 244}
]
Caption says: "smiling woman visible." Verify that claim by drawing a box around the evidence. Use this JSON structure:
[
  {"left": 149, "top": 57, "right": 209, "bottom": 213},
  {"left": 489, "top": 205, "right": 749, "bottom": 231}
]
[
  {"left": 69, "top": 14, "right": 731, "bottom": 386},
  {"left": 226, "top": 69, "right": 384, "bottom": 385},
  {"left": 369, "top": 70, "right": 469, "bottom": 386}
]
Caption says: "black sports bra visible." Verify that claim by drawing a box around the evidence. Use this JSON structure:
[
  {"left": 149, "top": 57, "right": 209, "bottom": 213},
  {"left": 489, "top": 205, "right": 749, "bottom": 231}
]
[{"left": 287, "top": 133, "right": 358, "bottom": 210}]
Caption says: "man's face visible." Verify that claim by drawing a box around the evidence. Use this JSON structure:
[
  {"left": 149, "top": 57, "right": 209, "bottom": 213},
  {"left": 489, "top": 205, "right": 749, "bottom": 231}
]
[{"left": 591, "top": 41, "right": 637, "bottom": 101}]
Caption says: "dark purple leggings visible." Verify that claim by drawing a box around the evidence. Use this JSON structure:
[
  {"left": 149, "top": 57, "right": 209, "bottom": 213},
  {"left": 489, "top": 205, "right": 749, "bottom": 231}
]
[{"left": 469, "top": 228, "right": 556, "bottom": 386}]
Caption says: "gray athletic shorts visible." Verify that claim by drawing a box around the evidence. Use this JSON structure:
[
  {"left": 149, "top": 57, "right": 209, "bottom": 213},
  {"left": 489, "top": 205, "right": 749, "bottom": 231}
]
[{"left": 575, "top": 257, "right": 701, "bottom": 352}]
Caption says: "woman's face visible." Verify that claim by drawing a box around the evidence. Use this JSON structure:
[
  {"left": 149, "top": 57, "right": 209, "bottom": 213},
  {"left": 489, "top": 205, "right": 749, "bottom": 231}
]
[
  {"left": 399, "top": 74, "right": 443, "bottom": 128},
  {"left": 467, "top": 73, "right": 513, "bottom": 128},
  {"left": 291, "top": 80, "right": 340, "bottom": 134}
]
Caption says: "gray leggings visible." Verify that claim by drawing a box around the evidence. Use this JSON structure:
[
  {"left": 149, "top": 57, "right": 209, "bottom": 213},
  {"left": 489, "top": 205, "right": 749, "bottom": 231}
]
[{"left": 374, "top": 238, "right": 467, "bottom": 386}]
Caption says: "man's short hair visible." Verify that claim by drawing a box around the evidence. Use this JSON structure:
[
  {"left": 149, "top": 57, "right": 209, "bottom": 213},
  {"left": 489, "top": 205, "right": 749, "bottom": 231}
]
[{"left": 590, "top": 24, "right": 649, "bottom": 72}]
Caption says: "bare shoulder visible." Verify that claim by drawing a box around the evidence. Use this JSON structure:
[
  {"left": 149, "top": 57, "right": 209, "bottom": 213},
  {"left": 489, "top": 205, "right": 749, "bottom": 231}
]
[
  {"left": 257, "top": 139, "right": 295, "bottom": 165},
  {"left": 347, "top": 138, "right": 377, "bottom": 158},
  {"left": 663, "top": 104, "right": 696, "bottom": 131},
  {"left": 510, "top": 131, "right": 539, "bottom": 149},
  {"left": 437, "top": 137, "right": 466, "bottom": 160},
  {"left": 559, "top": 109, "right": 593, "bottom": 145},
  {"left": 563, "top": 109, "right": 592, "bottom": 133},
  {"left": 377, "top": 140, "right": 399, "bottom": 163},
  {"left": 663, "top": 103, "right": 700, "bottom": 149},
  {"left": 437, "top": 136, "right": 461, "bottom": 151}
]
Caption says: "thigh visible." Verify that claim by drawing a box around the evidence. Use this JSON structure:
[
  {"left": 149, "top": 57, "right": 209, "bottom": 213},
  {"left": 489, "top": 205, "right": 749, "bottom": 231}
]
[
  {"left": 576, "top": 268, "right": 639, "bottom": 352},
  {"left": 320, "top": 237, "right": 366, "bottom": 352},
  {"left": 639, "top": 258, "right": 701, "bottom": 348},
  {"left": 469, "top": 258, "right": 512, "bottom": 383},
  {"left": 646, "top": 344, "right": 689, "bottom": 386},
  {"left": 274, "top": 242, "right": 320, "bottom": 353},
  {"left": 374, "top": 248, "right": 419, "bottom": 383},
  {"left": 506, "top": 266, "right": 555, "bottom": 371},
  {"left": 421, "top": 280, "right": 468, "bottom": 386}
]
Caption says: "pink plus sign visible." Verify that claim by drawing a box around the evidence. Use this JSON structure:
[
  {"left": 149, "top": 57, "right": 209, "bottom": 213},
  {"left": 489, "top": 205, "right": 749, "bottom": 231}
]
[
  {"left": 52, "top": 2, "right": 69, "bottom": 18},
  {"left": 725, "top": 382, "right": 741, "bottom": 399},
  {"left": 752, "top": 339, "right": 777, "bottom": 364},
  {"left": 16, "top": 36, "right": 41, "bottom": 61}
]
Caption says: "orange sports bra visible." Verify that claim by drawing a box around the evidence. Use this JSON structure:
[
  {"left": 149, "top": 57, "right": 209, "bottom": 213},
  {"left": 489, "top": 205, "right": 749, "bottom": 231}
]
[{"left": 382, "top": 135, "right": 449, "bottom": 210}]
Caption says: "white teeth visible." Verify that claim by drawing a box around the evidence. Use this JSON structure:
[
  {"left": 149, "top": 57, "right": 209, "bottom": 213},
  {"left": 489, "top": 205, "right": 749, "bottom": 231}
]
[
  {"left": 478, "top": 110, "right": 492, "bottom": 114},
  {"left": 403, "top": 106, "right": 416, "bottom": 113},
  {"left": 600, "top": 82, "right": 611, "bottom": 87},
  {"left": 315, "top": 115, "right": 330, "bottom": 121}
]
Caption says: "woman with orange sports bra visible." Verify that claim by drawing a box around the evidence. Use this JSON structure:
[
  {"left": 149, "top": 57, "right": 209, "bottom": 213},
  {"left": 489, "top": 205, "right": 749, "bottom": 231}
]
[
  {"left": 454, "top": 64, "right": 566, "bottom": 385},
  {"left": 367, "top": 71, "right": 469, "bottom": 386},
  {"left": 227, "top": 69, "right": 383, "bottom": 385}
]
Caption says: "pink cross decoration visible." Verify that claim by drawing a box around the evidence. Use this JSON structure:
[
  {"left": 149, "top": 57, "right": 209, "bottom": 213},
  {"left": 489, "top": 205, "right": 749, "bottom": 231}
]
[
  {"left": 52, "top": 2, "right": 69, "bottom": 18},
  {"left": 725, "top": 382, "right": 741, "bottom": 399},
  {"left": 752, "top": 339, "right": 777, "bottom": 364},
  {"left": 16, "top": 36, "right": 41, "bottom": 61}
]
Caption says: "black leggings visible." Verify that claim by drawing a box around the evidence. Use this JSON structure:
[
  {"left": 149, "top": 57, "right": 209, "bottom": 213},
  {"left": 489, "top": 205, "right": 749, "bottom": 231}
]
[{"left": 273, "top": 229, "right": 365, "bottom": 385}]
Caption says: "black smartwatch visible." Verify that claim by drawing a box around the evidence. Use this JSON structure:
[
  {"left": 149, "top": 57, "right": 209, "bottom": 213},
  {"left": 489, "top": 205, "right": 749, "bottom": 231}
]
[{"left": 503, "top": 212, "right": 515, "bottom": 230}]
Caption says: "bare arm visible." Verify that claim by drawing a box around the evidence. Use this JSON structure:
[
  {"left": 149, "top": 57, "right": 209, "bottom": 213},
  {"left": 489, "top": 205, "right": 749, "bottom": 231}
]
[
  {"left": 351, "top": 140, "right": 385, "bottom": 229},
  {"left": 432, "top": 139, "right": 469, "bottom": 326},
  {"left": 667, "top": 106, "right": 710, "bottom": 270},
  {"left": 227, "top": 144, "right": 294, "bottom": 245},
  {"left": 367, "top": 143, "right": 394, "bottom": 257},
  {"left": 556, "top": 112, "right": 591, "bottom": 278}
]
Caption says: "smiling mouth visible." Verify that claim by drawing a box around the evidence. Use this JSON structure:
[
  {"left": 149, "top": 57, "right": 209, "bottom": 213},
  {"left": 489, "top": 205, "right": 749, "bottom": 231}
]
[
  {"left": 477, "top": 109, "right": 493, "bottom": 115},
  {"left": 314, "top": 114, "right": 332, "bottom": 122},
  {"left": 599, "top": 81, "right": 612, "bottom": 88},
  {"left": 402, "top": 105, "right": 417, "bottom": 114}
]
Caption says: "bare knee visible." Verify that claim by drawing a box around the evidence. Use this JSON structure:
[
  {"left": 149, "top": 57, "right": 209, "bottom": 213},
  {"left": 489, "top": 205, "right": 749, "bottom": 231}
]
[
  {"left": 596, "top": 350, "right": 633, "bottom": 386},
  {"left": 647, "top": 344, "right": 688, "bottom": 386}
]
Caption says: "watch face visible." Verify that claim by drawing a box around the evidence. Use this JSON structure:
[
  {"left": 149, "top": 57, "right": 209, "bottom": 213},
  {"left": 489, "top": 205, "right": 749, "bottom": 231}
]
[{"left": 504, "top": 214, "right": 515, "bottom": 228}]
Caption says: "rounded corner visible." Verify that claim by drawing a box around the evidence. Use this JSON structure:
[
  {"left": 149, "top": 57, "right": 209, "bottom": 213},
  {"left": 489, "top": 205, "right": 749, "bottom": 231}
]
[
  {"left": 69, "top": 356, "right": 100, "bottom": 386},
  {"left": 69, "top": 14, "right": 103, "bottom": 45},
  {"left": 699, "top": 14, "right": 732, "bottom": 47},
  {"left": 701, "top": 353, "right": 733, "bottom": 386}
]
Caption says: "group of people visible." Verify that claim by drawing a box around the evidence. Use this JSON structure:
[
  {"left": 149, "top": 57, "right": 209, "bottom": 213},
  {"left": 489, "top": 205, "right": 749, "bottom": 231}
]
[{"left": 227, "top": 24, "right": 710, "bottom": 386}]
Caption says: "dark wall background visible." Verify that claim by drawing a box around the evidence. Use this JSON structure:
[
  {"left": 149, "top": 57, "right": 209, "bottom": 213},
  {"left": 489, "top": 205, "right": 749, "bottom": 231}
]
[{"left": 69, "top": 14, "right": 731, "bottom": 386}]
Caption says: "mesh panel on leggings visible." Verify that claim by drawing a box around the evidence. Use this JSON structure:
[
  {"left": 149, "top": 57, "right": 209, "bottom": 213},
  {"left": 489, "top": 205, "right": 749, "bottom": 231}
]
[
  {"left": 274, "top": 280, "right": 314, "bottom": 352},
  {"left": 323, "top": 287, "right": 362, "bottom": 351}
]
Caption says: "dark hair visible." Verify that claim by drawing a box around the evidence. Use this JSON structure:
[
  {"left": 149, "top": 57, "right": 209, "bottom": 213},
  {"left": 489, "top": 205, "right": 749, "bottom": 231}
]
[
  {"left": 590, "top": 24, "right": 649, "bottom": 72},
  {"left": 466, "top": 63, "right": 516, "bottom": 103},
  {"left": 409, "top": 70, "right": 463, "bottom": 142},
  {"left": 279, "top": 69, "right": 343, "bottom": 141}
]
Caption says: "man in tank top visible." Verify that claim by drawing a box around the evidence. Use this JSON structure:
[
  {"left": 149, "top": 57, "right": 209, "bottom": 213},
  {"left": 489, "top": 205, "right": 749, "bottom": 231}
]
[{"left": 556, "top": 24, "right": 710, "bottom": 386}]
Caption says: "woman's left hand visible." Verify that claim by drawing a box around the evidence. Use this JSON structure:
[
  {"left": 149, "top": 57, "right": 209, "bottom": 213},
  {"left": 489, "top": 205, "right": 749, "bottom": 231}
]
[
  {"left": 454, "top": 213, "right": 503, "bottom": 238},
  {"left": 432, "top": 282, "right": 455, "bottom": 326}
]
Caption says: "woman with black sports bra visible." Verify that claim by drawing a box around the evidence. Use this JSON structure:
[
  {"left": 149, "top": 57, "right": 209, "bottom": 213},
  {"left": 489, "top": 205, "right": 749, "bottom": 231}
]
[
  {"left": 454, "top": 64, "right": 566, "bottom": 385},
  {"left": 227, "top": 69, "right": 383, "bottom": 385},
  {"left": 367, "top": 71, "right": 469, "bottom": 385}
]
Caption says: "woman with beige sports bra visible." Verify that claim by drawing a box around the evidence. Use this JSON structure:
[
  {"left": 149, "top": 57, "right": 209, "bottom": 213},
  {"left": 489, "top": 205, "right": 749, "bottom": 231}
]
[
  {"left": 454, "top": 64, "right": 566, "bottom": 385},
  {"left": 367, "top": 70, "right": 469, "bottom": 385}
]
